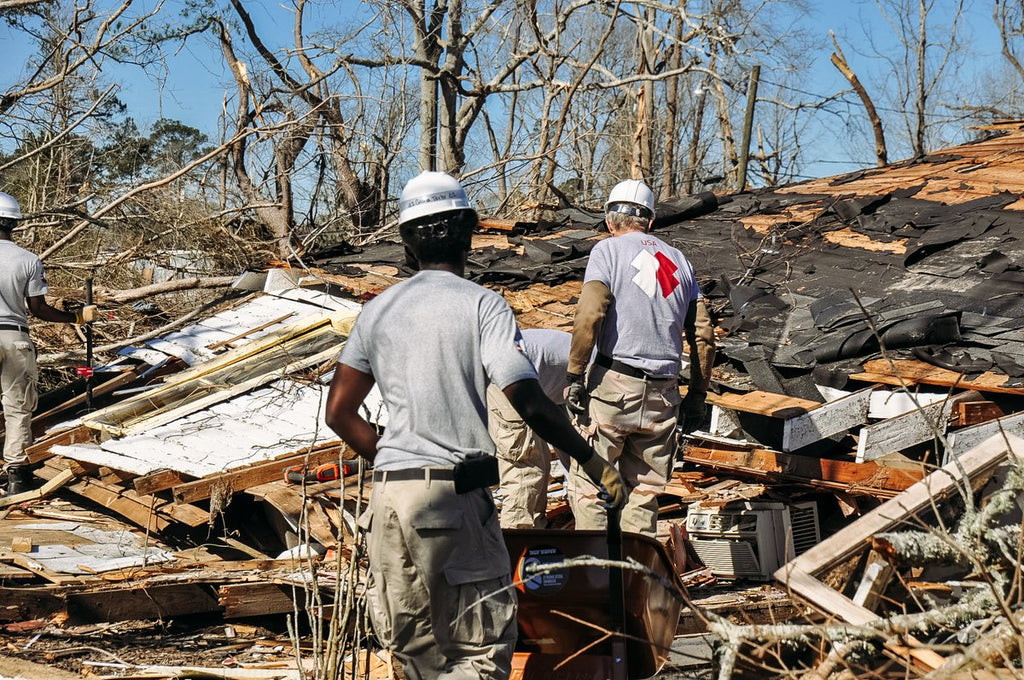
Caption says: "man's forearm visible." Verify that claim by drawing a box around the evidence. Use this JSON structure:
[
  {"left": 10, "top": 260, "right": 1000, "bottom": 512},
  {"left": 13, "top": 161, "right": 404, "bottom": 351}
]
[
  {"left": 687, "top": 298, "right": 716, "bottom": 392},
  {"left": 568, "top": 280, "right": 611, "bottom": 375},
  {"left": 330, "top": 415, "right": 380, "bottom": 463}
]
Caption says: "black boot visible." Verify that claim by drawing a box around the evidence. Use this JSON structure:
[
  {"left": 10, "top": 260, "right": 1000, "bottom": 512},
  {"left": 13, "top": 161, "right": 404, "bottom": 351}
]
[{"left": 6, "top": 465, "right": 35, "bottom": 496}]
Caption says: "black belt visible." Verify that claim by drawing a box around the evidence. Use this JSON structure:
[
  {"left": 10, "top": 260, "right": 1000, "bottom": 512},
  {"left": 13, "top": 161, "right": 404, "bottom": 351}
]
[
  {"left": 595, "top": 353, "right": 675, "bottom": 381},
  {"left": 373, "top": 467, "right": 455, "bottom": 483},
  {"left": 0, "top": 324, "right": 28, "bottom": 333}
]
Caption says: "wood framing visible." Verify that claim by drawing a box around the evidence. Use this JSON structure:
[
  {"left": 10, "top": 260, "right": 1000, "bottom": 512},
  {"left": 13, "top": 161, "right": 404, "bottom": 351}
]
[
  {"left": 683, "top": 444, "right": 923, "bottom": 496},
  {"left": 851, "top": 359, "right": 1024, "bottom": 396},
  {"left": 171, "top": 444, "right": 350, "bottom": 505},
  {"left": 774, "top": 432, "right": 1024, "bottom": 671},
  {"left": 856, "top": 390, "right": 983, "bottom": 463}
]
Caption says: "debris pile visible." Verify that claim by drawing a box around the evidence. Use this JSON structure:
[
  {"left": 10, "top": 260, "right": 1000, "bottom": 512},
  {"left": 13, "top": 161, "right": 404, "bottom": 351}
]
[{"left": 5, "top": 122, "right": 1024, "bottom": 678}]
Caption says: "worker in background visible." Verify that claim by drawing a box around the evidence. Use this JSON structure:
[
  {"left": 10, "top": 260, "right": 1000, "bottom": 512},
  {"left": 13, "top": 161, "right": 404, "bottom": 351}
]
[
  {"left": 487, "top": 327, "right": 578, "bottom": 529},
  {"left": 565, "top": 179, "right": 715, "bottom": 537},
  {"left": 0, "top": 192, "right": 97, "bottom": 496},
  {"left": 324, "top": 171, "right": 625, "bottom": 680}
]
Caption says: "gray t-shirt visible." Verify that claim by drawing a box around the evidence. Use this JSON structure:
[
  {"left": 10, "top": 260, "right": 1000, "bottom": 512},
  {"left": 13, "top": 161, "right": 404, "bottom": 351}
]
[
  {"left": 0, "top": 240, "right": 48, "bottom": 327},
  {"left": 520, "top": 328, "right": 574, "bottom": 404},
  {"left": 583, "top": 231, "right": 699, "bottom": 377},
  {"left": 340, "top": 270, "right": 538, "bottom": 470}
]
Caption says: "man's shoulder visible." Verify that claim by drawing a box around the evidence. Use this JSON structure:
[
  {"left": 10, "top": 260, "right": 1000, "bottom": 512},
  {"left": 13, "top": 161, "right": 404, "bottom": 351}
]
[
  {"left": 0, "top": 240, "right": 39, "bottom": 260},
  {"left": 0, "top": 241, "right": 43, "bottom": 273}
]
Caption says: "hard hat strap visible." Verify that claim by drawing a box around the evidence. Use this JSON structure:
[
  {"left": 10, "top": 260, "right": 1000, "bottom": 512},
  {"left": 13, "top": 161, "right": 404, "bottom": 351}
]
[{"left": 607, "top": 203, "right": 652, "bottom": 219}]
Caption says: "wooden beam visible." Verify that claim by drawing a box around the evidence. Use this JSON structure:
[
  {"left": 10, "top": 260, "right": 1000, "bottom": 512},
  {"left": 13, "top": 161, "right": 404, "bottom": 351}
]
[
  {"left": 774, "top": 433, "right": 1023, "bottom": 671},
  {"left": 951, "top": 401, "right": 1004, "bottom": 426},
  {"left": 946, "top": 412, "right": 1024, "bottom": 462},
  {"left": 0, "top": 468, "right": 76, "bottom": 508},
  {"left": 682, "top": 444, "right": 923, "bottom": 496},
  {"left": 218, "top": 582, "right": 308, "bottom": 619},
  {"left": 782, "top": 387, "right": 873, "bottom": 452},
  {"left": 132, "top": 469, "right": 191, "bottom": 496},
  {"left": 706, "top": 390, "right": 820, "bottom": 418},
  {"left": 856, "top": 391, "right": 982, "bottom": 463},
  {"left": 172, "top": 444, "right": 350, "bottom": 505},
  {"left": 851, "top": 359, "right": 1024, "bottom": 396},
  {"left": 67, "top": 582, "right": 222, "bottom": 622},
  {"left": 25, "top": 424, "right": 96, "bottom": 464},
  {"left": 779, "top": 433, "right": 1021, "bottom": 578},
  {"left": 247, "top": 483, "right": 338, "bottom": 549},
  {"left": 36, "top": 463, "right": 177, "bottom": 534}
]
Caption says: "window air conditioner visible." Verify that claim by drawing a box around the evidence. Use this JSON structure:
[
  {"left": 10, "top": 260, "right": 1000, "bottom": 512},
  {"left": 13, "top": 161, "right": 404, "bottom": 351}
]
[{"left": 684, "top": 501, "right": 820, "bottom": 580}]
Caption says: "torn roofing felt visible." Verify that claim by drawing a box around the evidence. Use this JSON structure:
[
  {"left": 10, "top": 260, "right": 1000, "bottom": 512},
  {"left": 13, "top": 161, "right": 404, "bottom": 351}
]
[{"left": 308, "top": 122, "right": 1024, "bottom": 398}]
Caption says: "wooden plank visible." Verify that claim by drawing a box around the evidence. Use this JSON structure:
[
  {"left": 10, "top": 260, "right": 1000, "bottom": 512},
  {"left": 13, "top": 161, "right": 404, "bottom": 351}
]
[
  {"left": 132, "top": 469, "right": 191, "bottom": 495},
  {"left": 82, "top": 309, "right": 356, "bottom": 436},
  {"left": 852, "top": 359, "right": 1024, "bottom": 395},
  {"left": 856, "top": 391, "right": 982, "bottom": 463},
  {"left": 946, "top": 412, "right": 1024, "bottom": 462},
  {"left": 26, "top": 424, "right": 95, "bottom": 464},
  {"left": 782, "top": 387, "right": 873, "bottom": 452},
  {"left": 67, "top": 582, "right": 222, "bottom": 622},
  {"left": 477, "top": 217, "right": 519, "bottom": 232},
  {"left": 218, "top": 582, "right": 308, "bottom": 619},
  {"left": 706, "top": 390, "right": 820, "bottom": 418},
  {"left": 851, "top": 560, "right": 895, "bottom": 611},
  {"left": 683, "top": 444, "right": 923, "bottom": 495},
  {"left": 36, "top": 463, "right": 175, "bottom": 534},
  {"left": 156, "top": 499, "right": 210, "bottom": 527},
  {"left": 172, "top": 444, "right": 350, "bottom": 504},
  {"left": 0, "top": 468, "right": 76, "bottom": 508},
  {"left": 778, "top": 433, "right": 1021, "bottom": 580}
]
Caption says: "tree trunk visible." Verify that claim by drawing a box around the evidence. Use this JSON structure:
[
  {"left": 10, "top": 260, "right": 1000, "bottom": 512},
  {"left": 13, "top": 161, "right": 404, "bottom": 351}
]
[
  {"left": 633, "top": 5, "right": 655, "bottom": 182},
  {"left": 660, "top": 16, "right": 684, "bottom": 201},
  {"left": 914, "top": 0, "right": 927, "bottom": 157}
]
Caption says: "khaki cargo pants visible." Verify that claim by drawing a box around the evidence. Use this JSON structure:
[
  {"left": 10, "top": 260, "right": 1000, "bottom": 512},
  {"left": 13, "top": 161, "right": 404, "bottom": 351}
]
[
  {"left": 570, "top": 364, "right": 678, "bottom": 536},
  {"left": 360, "top": 471, "right": 517, "bottom": 679},
  {"left": 0, "top": 329, "right": 37, "bottom": 470},
  {"left": 486, "top": 383, "right": 550, "bottom": 529}
]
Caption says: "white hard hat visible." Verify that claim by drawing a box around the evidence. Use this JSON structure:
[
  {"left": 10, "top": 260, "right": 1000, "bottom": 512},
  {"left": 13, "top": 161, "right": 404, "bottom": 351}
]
[
  {"left": 0, "top": 192, "right": 22, "bottom": 220},
  {"left": 398, "top": 171, "right": 473, "bottom": 225},
  {"left": 605, "top": 179, "right": 655, "bottom": 217}
]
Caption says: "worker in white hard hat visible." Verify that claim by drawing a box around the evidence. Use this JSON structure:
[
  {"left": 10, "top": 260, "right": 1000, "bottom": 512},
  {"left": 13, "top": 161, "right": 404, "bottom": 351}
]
[
  {"left": 324, "top": 171, "right": 625, "bottom": 679},
  {"left": 0, "top": 192, "right": 98, "bottom": 496},
  {"left": 564, "top": 179, "right": 716, "bottom": 536}
]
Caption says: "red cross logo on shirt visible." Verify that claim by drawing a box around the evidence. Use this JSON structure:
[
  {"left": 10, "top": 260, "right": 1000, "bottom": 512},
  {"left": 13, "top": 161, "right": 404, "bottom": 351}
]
[{"left": 630, "top": 250, "right": 680, "bottom": 298}]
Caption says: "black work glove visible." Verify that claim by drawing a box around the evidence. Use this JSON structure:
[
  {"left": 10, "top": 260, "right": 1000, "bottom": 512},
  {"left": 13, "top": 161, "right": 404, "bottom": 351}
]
[
  {"left": 679, "top": 389, "right": 708, "bottom": 434},
  {"left": 563, "top": 373, "right": 589, "bottom": 422}
]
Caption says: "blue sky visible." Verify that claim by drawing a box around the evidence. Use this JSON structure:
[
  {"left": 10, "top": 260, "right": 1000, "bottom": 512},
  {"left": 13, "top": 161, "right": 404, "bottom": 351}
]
[{"left": 0, "top": 0, "right": 1006, "bottom": 182}]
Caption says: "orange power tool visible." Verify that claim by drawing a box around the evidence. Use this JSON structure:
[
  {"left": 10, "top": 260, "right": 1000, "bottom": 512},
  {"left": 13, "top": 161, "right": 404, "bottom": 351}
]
[{"left": 284, "top": 462, "right": 351, "bottom": 484}]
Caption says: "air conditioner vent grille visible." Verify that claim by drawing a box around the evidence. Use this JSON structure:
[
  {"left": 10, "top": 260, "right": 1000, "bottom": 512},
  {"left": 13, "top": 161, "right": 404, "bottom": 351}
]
[{"left": 690, "top": 538, "right": 761, "bottom": 579}]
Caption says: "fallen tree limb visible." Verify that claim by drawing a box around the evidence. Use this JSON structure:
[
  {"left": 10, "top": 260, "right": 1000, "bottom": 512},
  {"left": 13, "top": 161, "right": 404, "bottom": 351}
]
[{"left": 93, "top": 276, "right": 238, "bottom": 305}]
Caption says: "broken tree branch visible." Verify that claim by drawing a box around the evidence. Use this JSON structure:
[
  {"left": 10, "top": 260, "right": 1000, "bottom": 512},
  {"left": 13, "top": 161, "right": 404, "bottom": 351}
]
[{"left": 830, "top": 31, "right": 887, "bottom": 167}]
